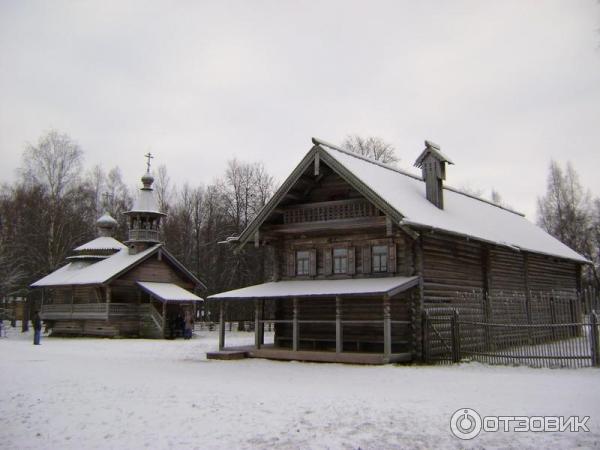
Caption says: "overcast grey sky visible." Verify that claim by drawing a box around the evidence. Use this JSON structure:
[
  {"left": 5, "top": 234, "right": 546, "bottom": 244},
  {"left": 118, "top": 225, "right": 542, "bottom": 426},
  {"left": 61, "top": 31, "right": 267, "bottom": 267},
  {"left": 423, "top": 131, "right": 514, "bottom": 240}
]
[{"left": 1, "top": 1, "right": 599, "bottom": 219}]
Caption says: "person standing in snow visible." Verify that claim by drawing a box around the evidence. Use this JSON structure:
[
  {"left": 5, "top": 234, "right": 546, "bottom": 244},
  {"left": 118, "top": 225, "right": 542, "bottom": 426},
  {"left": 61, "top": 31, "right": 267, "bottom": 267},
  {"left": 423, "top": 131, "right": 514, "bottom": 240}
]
[{"left": 33, "top": 311, "right": 42, "bottom": 345}]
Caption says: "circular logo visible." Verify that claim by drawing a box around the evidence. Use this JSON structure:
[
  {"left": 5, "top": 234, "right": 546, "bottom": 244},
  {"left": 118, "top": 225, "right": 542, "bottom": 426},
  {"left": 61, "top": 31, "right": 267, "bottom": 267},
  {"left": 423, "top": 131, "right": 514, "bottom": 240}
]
[{"left": 450, "top": 408, "right": 482, "bottom": 440}]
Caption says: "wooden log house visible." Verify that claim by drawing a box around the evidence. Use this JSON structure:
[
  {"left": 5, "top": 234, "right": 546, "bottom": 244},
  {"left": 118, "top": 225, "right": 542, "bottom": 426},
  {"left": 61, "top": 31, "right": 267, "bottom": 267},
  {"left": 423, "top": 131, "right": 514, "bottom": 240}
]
[
  {"left": 208, "top": 138, "right": 588, "bottom": 364},
  {"left": 31, "top": 161, "right": 205, "bottom": 338}
]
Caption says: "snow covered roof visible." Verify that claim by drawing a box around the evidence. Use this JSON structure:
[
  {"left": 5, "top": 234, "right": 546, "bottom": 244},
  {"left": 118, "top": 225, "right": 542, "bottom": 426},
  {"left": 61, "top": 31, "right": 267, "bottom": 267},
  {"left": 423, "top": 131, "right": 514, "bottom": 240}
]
[
  {"left": 235, "top": 139, "right": 587, "bottom": 264},
  {"left": 209, "top": 276, "right": 420, "bottom": 300},
  {"left": 31, "top": 245, "right": 161, "bottom": 287},
  {"left": 318, "top": 143, "right": 587, "bottom": 263},
  {"left": 125, "top": 173, "right": 165, "bottom": 216},
  {"left": 137, "top": 282, "right": 203, "bottom": 302},
  {"left": 74, "top": 237, "right": 127, "bottom": 252}
]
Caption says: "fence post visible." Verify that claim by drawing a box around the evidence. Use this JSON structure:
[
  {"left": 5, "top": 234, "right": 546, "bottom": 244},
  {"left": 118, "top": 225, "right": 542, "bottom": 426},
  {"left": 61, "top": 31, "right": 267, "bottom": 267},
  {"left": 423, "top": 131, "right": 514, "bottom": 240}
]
[
  {"left": 590, "top": 312, "right": 600, "bottom": 368},
  {"left": 451, "top": 309, "right": 461, "bottom": 363}
]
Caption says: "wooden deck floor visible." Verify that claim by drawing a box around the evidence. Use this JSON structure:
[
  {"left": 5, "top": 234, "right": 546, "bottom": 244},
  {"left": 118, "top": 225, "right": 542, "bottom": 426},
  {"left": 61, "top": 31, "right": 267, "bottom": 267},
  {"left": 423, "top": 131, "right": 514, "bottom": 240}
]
[{"left": 207, "top": 345, "right": 412, "bottom": 365}]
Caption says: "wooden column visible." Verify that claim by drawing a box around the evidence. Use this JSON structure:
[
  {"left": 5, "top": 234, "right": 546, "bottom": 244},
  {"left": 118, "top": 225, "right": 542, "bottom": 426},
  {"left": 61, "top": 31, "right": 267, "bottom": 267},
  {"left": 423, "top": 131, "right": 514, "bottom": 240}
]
[
  {"left": 292, "top": 297, "right": 299, "bottom": 352},
  {"left": 383, "top": 295, "right": 391, "bottom": 360},
  {"left": 219, "top": 301, "right": 225, "bottom": 351},
  {"left": 260, "top": 299, "right": 265, "bottom": 345},
  {"left": 161, "top": 297, "right": 166, "bottom": 338},
  {"left": 254, "top": 299, "right": 261, "bottom": 349},
  {"left": 105, "top": 285, "right": 111, "bottom": 320},
  {"left": 336, "top": 296, "right": 342, "bottom": 354}
]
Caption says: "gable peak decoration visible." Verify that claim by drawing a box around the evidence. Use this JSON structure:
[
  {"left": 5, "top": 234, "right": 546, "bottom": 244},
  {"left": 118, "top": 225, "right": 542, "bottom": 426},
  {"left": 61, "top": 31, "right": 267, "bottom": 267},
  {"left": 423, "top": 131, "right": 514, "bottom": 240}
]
[{"left": 414, "top": 140, "right": 454, "bottom": 209}]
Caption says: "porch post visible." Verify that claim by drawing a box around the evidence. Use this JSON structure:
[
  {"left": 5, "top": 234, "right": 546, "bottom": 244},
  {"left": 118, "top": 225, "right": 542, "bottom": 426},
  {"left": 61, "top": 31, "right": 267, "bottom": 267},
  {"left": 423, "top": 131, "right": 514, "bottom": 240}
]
[
  {"left": 254, "top": 299, "right": 261, "bottom": 349},
  {"left": 161, "top": 297, "right": 166, "bottom": 338},
  {"left": 260, "top": 299, "right": 265, "bottom": 345},
  {"left": 383, "top": 295, "right": 391, "bottom": 360},
  {"left": 105, "top": 286, "right": 111, "bottom": 320},
  {"left": 292, "top": 297, "right": 299, "bottom": 352},
  {"left": 219, "top": 301, "right": 225, "bottom": 351},
  {"left": 336, "top": 296, "right": 342, "bottom": 354}
]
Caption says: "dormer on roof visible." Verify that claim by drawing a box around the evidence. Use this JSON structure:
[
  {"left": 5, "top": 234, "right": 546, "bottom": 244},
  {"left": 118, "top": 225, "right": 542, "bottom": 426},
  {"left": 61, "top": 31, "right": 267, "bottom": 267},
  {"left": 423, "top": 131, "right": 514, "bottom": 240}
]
[
  {"left": 414, "top": 140, "right": 454, "bottom": 209},
  {"left": 124, "top": 153, "right": 167, "bottom": 254}
]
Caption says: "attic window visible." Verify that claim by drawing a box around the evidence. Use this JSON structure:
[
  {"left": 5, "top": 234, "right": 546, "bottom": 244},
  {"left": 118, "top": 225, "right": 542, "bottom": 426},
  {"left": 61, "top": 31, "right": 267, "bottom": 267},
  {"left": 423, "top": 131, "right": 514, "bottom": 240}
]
[
  {"left": 372, "top": 245, "right": 388, "bottom": 273},
  {"left": 296, "top": 251, "right": 310, "bottom": 276}
]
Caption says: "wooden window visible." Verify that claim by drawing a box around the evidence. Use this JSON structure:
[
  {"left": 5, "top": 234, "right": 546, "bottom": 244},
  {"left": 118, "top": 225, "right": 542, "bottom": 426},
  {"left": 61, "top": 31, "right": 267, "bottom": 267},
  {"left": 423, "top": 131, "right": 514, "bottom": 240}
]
[
  {"left": 333, "top": 248, "right": 348, "bottom": 274},
  {"left": 372, "top": 245, "right": 388, "bottom": 273},
  {"left": 296, "top": 250, "right": 311, "bottom": 276}
]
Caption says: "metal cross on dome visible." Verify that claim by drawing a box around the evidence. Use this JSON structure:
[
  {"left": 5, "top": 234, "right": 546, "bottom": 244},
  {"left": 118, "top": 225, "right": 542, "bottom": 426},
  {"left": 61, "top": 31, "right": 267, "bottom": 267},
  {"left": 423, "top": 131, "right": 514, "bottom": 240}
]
[{"left": 144, "top": 152, "right": 154, "bottom": 173}]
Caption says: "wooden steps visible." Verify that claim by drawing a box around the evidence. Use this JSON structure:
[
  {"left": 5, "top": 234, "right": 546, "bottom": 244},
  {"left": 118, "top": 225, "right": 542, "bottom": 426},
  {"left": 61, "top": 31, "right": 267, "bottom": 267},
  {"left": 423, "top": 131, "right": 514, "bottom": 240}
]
[{"left": 206, "top": 350, "right": 249, "bottom": 360}]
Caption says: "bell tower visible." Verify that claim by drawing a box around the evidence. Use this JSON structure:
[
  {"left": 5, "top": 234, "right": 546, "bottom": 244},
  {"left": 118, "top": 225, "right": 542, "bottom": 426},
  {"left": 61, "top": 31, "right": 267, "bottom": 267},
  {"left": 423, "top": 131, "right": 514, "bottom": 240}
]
[{"left": 124, "top": 153, "right": 167, "bottom": 254}]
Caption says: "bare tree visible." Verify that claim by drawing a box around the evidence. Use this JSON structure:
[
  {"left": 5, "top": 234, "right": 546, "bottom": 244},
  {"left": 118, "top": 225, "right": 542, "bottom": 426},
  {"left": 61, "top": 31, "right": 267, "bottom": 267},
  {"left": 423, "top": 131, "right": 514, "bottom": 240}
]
[
  {"left": 19, "top": 130, "right": 86, "bottom": 271},
  {"left": 20, "top": 130, "right": 83, "bottom": 200},
  {"left": 537, "top": 161, "right": 593, "bottom": 250},
  {"left": 154, "top": 164, "right": 173, "bottom": 214},
  {"left": 537, "top": 160, "right": 598, "bottom": 286},
  {"left": 341, "top": 135, "right": 399, "bottom": 165}
]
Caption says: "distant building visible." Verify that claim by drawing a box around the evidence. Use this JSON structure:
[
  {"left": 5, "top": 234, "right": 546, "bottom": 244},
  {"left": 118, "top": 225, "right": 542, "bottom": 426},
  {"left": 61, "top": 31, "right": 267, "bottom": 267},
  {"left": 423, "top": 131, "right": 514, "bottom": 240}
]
[
  {"left": 31, "top": 161, "right": 205, "bottom": 338},
  {"left": 209, "top": 138, "right": 588, "bottom": 364}
]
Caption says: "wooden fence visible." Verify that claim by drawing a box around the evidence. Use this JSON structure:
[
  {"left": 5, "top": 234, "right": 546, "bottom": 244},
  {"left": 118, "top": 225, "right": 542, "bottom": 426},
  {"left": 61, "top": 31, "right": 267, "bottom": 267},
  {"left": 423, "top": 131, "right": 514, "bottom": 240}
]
[{"left": 423, "top": 289, "right": 600, "bottom": 368}]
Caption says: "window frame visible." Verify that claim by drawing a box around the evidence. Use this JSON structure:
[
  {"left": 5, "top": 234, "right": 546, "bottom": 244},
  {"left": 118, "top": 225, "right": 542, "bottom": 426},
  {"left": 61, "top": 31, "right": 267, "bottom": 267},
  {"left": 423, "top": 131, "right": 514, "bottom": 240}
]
[
  {"left": 372, "top": 245, "right": 388, "bottom": 273},
  {"left": 296, "top": 250, "right": 311, "bottom": 276},
  {"left": 333, "top": 247, "right": 348, "bottom": 274}
]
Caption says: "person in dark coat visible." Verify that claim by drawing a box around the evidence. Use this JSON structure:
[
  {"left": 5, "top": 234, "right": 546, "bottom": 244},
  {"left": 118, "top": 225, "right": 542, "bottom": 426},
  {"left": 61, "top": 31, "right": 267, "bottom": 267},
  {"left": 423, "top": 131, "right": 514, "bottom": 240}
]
[{"left": 33, "top": 311, "right": 42, "bottom": 345}]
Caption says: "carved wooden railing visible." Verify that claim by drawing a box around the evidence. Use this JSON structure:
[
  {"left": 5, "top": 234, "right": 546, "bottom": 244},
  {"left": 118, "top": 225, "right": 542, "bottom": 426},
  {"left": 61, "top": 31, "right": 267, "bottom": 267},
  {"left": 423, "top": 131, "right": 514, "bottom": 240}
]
[
  {"left": 41, "top": 303, "right": 142, "bottom": 320},
  {"left": 128, "top": 229, "right": 160, "bottom": 242},
  {"left": 109, "top": 304, "right": 140, "bottom": 316},
  {"left": 283, "top": 199, "right": 379, "bottom": 224}
]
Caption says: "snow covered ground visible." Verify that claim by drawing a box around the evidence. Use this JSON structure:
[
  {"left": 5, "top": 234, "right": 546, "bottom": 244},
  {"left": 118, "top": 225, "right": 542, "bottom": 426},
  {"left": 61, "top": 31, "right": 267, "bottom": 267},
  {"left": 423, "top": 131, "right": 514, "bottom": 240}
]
[{"left": 1, "top": 324, "right": 599, "bottom": 450}]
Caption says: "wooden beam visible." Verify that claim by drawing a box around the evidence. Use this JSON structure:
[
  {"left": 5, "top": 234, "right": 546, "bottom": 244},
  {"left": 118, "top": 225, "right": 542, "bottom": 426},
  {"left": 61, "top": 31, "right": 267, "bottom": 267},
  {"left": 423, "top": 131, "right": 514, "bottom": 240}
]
[
  {"left": 314, "top": 152, "right": 320, "bottom": 176},
  {"left": 383, "top": 295, "right": 391, "bottom": 360},
  {"left": 254, "top": 299, "right": 261, "bottom": 349},
  {"left": 161, "top": 297, "right": 166, "bottom": 339},
  {"left": 336, "top": 296, "right": 342, "bottom": 354},
  {"left": 254, "top": 230, "right": 260, "bottom": 249},
  {"left": 292, "top": 297, "right": 299, "bottom": 352},
  {"left": 262, "top": 216, "right": 387, "bottom": 234},
  {"left": 219, "top": 302, "right": 225, "bottom": 351},
  {"left": 386, "top": 216, "right": 393, "bottom": 237},
  {"left": 105, "top": 286, "right": 111, "bottom": 320}
]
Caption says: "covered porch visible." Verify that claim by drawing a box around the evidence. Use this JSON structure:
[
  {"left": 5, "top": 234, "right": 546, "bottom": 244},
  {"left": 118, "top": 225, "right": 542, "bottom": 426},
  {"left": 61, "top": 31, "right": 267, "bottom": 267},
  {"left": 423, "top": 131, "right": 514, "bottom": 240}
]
[
  {"left": 207, "top": 276, "right": 421, "bottom": 364},
  {"left": 39, "top": 282, "right": 203, "bottom": 338}
]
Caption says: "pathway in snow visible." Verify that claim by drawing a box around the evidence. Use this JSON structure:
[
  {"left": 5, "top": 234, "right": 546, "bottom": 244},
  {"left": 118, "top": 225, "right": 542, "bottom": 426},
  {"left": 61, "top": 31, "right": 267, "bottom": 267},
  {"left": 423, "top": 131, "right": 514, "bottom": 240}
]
[{"left": 1, "top": 326, "right": 599, "bottom": 449}]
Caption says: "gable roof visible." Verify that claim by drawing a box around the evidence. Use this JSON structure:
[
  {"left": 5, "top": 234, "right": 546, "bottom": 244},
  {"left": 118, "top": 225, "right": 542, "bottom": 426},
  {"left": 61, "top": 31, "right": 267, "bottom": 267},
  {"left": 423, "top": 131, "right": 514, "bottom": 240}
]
[
  {"left": 233, "top": 138, "right": 588, "bottom": 264},
  {"left": 31, "top": 244, "right": 206, "bottom": 289}
]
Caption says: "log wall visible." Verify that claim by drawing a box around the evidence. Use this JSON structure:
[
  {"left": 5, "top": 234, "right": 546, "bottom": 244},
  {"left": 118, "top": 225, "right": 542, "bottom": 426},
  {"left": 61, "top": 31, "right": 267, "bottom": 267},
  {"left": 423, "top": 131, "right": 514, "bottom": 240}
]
[{"left": 274, "top": 293, "right": 412, "bottom": 353}]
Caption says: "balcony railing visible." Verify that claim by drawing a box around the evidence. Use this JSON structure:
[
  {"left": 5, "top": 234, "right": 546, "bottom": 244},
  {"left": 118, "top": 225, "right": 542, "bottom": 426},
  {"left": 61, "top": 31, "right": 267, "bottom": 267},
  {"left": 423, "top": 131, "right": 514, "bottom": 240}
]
[
  {"left": 283, "top": 199, "right": 379, "bottom": 224},
  {"left": 41, "top": 303, "right": 142, "bottom": 320},
  {"left": 128, "top": 229, "right": 160, "bottom": 242}
]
